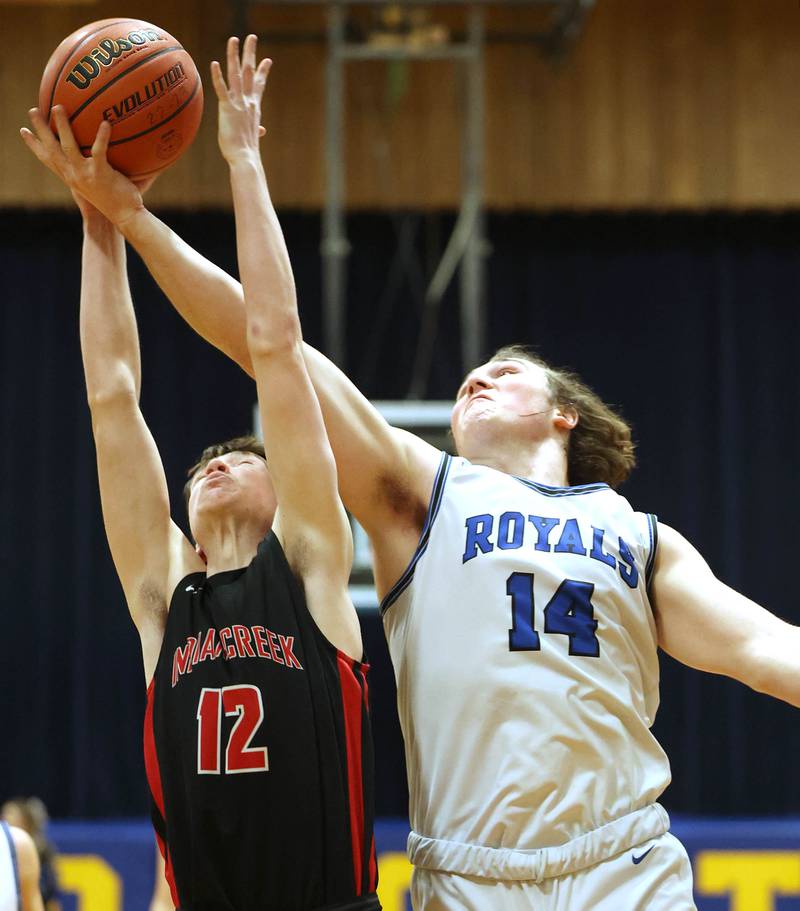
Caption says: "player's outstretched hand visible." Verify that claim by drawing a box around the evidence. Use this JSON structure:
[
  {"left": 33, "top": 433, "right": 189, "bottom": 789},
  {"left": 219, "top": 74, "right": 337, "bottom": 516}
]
[
  {"left": 211, "top": 34, "right": 271, "bottom": 165},
  {"left": 20, "top": 106, "right": 145, "bottom": 228}
]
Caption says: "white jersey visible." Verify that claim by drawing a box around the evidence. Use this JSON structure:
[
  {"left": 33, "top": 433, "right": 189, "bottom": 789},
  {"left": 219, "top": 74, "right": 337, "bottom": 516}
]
[
  {"left": 382, "top": 453, "right": 671, "bottom": 852},
  {"left": 0, "top": 822, "right": 20, "bottom": 911}
]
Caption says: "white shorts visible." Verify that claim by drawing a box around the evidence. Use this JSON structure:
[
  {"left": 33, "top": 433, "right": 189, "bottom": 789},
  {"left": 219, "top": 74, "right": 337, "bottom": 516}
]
[{"left": 408, "top": 804, "right": 696, "bottom": 911}]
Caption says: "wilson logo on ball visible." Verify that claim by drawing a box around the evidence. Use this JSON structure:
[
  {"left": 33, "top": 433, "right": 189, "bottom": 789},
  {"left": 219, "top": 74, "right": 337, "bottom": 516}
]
[{"left": 65, "top": 29, "right": 168, "bottom": 91}]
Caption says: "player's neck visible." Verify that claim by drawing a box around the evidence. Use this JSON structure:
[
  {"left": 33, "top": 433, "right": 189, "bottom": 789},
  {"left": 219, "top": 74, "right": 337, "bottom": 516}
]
[
  {"left": 198, "top": 518, "right": 267, "bottom": 577},
  {"left": 469, "top": 436, "right": 570, "bottom": 486}
]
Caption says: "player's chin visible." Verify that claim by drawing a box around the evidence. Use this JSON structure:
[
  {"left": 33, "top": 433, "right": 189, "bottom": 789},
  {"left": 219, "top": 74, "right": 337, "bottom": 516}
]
[
  {"left": 460, "top": 409, "right": 497, "bottom": 435},
  {"left": 194, "top": 487, "right": 237, "bottom": 514}
]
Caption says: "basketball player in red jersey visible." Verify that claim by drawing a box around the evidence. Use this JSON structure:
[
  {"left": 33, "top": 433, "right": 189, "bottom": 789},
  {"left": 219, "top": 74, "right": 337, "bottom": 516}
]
[
  {"left": 21, "top": 38, "right": 379, "bottom": 911},
  {"left": 22, "top": 35, "right": 800, "bottom": 911}
]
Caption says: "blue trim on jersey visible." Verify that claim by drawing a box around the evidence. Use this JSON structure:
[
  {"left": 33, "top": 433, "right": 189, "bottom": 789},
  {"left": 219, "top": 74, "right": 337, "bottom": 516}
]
[
  {"left": 645, "top": 514, "right": 658, "bottom": 587},
  {"left": 1, "top": 822, "right": 21, "bottom": 911},
  {"left": 380, "top": 452, "right": 452, "bottom": 615},
  {"left": 513, "top": 477, "right": 610, "bottom": 498}
]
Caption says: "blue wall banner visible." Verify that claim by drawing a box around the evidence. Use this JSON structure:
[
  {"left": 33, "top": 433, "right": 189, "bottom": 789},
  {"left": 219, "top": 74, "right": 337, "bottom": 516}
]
[{"left": 48, "top": 817, "right": 800, "bottom": 911}]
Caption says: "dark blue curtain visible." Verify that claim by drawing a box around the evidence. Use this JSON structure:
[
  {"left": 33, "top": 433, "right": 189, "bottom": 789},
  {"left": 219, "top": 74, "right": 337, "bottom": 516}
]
[{"left": 1, "top": 209, "right": 799, "bottom": 818}]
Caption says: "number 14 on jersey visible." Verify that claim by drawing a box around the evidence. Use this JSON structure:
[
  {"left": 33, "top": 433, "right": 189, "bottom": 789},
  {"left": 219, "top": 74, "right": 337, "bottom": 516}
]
[{"left": 507, "top": 572, "right": 600, "bottom": 657}]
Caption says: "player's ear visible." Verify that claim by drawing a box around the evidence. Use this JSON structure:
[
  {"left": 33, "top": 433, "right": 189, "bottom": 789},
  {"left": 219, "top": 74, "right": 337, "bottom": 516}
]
[{"left": 553, "top": 402, "right": 578, "bottom": 431}]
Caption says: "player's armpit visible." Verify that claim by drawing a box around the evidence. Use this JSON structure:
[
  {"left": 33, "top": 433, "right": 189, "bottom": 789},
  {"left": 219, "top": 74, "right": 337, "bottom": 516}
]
[
  {"left": 300, "top": 345, "right": 441, "bottom": 531},
  {"left": 651, "top": 523, "right": 800, "bottom": 707}
]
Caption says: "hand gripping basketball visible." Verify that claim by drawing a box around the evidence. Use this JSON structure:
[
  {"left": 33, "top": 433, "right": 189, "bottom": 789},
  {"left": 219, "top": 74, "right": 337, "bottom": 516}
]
[
  {"left": 20, "top": 106, "right": 148, "bottom": 227},
  {"left": 210, "top": 35, "right": 271, "bottom": 165}
]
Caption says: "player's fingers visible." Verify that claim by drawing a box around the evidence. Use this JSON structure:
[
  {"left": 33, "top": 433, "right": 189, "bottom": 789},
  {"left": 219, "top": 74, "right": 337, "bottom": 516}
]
[
  {"left": 20, "top": 125, "right": 64, "bottom": 178},
  {"left": 27, "top": 107, "right": 58, "bottom": 148},
  {"left": 52, "top": 105, "right": 80, "bottom": 156},
  {"left": 19, "top": 127, "right": 46, "bottom": 161},
  {"left": 91, "top": 119, "right": 111, "bottom": 160},
  {"left": 243, "top": 33, "right": 257, "bottom": 67},
  {"left": 242, "top": 34, "right": 258, "bottom": 94},
  {"left": 210, "top": 61, "right": 229, "bottom": 102},
  {"left": 226, "top": 36, "right": 242, "bottom": 95},
  {"left": 254, "top": 58, "right": 272, "bottom": 97}
]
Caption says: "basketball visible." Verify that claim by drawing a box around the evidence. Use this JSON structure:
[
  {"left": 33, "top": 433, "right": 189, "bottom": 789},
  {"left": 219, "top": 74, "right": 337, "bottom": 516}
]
[{"left": 39, "top": 18, "right": 203, "bottom": 178}]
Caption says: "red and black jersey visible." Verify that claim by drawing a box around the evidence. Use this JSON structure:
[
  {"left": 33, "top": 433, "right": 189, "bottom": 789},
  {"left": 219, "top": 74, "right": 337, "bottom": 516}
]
[{"left": 143, "top": 531, "right": 379, "bottom": 911}]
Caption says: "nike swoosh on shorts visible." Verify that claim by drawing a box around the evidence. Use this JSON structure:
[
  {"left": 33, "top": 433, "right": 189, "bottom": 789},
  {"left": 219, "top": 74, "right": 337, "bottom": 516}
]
[{"left": 632, "top": 846, "right": 654, "bottom": 865}]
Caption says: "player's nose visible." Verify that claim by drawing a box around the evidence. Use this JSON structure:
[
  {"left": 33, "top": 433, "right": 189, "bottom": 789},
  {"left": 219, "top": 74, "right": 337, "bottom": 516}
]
[
  {"left": 466, "top": 372, "right": 492, "bottom": 396},
  {"left": 205, "top": 457, "right": 229, "bottom": 475}
]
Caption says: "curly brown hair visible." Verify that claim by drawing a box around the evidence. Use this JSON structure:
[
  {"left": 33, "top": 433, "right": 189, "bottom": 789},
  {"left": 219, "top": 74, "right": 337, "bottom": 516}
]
[
  {"left": 183, "top": 435, "right": 267, "bottom": 509},
  {"left": 489, "top": 345, "right": 636, "bottom": 488}
]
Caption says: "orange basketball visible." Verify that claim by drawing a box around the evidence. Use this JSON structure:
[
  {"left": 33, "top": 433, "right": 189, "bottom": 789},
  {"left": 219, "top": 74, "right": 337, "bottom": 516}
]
[{"left": 39, "top": 18, "right": 203, "bottom": 178}]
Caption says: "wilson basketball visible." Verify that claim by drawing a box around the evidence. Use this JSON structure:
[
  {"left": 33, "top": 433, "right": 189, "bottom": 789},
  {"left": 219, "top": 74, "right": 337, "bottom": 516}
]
[{"left": 39, "top": 18, "right": 203, "bottom": 178}]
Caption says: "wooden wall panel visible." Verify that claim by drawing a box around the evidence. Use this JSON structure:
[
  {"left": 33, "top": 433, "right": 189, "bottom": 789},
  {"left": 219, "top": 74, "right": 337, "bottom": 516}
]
[{"left": 3, "top": 0, "right": 800, "bottom": 210}]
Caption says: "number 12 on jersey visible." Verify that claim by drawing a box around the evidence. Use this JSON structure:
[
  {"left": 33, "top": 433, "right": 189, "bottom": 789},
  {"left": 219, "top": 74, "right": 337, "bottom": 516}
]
[
  {"left": 507, "top": 572, "right": 600, "bottom": 657},
  {"left": 196, "top": 685, "right": 269, "bottom": 774}
]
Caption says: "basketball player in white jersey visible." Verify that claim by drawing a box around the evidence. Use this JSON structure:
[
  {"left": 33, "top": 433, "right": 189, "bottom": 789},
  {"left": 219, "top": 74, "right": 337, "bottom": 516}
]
[
  {"left": 0, "top": 822, "right": 44, "bottom": 911},
  {"left": 22, "top": 57, "right": 800, "bottom": 908}
]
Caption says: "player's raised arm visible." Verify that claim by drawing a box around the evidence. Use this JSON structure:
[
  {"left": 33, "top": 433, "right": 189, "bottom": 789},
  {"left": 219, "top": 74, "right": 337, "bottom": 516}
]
[
  {"left": 212, "top": 35, "right": 362, "bottom": 656},
  {"left": 20, "top": 108, "right": 202, "bottom": 682},
  {"left": 651, "top": 522, "right": 800, "bottom": 707},
  {"left": 78, "top": 202, "right": 200, "bottom": 680},
  {"left": 20, "top": 101, "right": 440, "bottom": 551}
]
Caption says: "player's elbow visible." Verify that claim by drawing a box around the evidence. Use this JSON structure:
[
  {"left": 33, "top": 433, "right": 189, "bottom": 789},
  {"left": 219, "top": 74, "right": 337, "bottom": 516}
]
[
  {"left": 246, "top": 310, "right": 302, "bottom": 359},
  {"left": 746, "top": 664, "right": 800, "bottom": 708},
  {"left": 738, "top": 627, "right": 800, "bottom": 707},
  {"left": 85, "top": 376, "right": 138, "bottom": 416}
]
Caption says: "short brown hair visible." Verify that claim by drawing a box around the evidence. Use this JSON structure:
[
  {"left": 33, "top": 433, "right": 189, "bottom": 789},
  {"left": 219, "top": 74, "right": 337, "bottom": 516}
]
[
  {"left": 183, "top": 435, "right": 266, "bottom": 508},
  {"left": 489, "top": 345, "right": 636, "bottom": 488}
]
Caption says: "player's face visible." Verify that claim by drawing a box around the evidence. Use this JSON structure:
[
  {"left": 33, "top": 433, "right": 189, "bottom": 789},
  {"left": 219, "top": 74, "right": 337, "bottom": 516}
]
[
  {"left": 188, "top": 451, "right": 277, "bottom": 533},
  {"left": 451, "top": 358, "right": 554, "bottom": 452}
]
